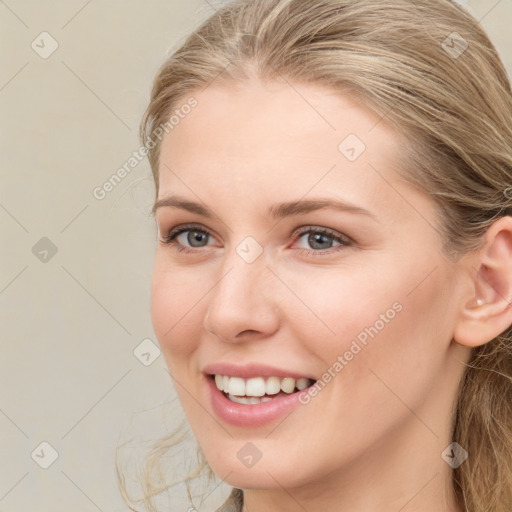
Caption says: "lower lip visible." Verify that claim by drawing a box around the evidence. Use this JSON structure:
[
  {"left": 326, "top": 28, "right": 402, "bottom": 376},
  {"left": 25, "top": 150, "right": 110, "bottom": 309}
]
[{"left": 206, "top": 376, "right": 310, "bottom": 427}]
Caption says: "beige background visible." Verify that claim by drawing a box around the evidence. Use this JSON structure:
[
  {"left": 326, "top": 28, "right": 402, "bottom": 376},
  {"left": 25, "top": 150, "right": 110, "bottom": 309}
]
[{"left": 1, "top": 1, "right": 511, "bottom": 511}]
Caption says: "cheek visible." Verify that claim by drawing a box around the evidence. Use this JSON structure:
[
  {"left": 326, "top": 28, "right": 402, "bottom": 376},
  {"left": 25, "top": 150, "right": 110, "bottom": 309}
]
[
  {"left": 280, "top": 265, "right": 400, "bottom": 349},
  {"left": 150, "top": 258, "right": 206, "bottom": 359},
  {"left": 359, "top": 273, "right": 451, "bottom": 410},
  {"left": 287, "top": 257, "right": 452, "bottom": 393}
]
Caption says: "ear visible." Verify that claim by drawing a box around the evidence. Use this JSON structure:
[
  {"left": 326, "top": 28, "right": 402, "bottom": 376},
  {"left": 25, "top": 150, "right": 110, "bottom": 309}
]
[{"left": 453, "top": 216, "right": 512, "bottom": 348}]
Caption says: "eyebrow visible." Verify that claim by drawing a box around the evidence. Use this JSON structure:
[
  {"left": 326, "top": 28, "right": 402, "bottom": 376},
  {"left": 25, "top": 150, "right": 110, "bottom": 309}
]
[{"left": 152, "top": 195, "right": 376, "bottom": 220}]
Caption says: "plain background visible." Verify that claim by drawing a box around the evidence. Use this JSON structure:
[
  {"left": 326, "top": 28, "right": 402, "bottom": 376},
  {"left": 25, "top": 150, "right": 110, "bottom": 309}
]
[{"left": 1, "top": 1, "right": 511, "bottom": 511}]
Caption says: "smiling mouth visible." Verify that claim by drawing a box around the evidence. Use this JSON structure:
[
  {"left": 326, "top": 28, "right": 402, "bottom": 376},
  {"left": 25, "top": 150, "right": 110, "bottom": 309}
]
[{"left": 210, "top": 374, "right": 316, "bottom": 405}]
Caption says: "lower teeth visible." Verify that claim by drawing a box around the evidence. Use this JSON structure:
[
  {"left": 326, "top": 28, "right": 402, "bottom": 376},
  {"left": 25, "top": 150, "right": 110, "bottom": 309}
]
[{"left": 226, "top": 390, "right": 291, "bottom": 405}]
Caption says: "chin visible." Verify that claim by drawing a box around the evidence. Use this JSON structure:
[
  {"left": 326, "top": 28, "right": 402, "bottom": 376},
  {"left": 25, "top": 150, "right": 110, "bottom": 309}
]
[
  {"left": 220, "top": 467, "right": 300, "bottom": 490},
  {"left": 202, "top": 447, "right": 319, "bottom": 490}
]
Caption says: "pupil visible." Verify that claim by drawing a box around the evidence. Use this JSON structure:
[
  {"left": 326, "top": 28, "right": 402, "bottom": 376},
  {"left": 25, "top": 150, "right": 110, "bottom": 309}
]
[
  {"left": 308, "top": 232, "right": 332, "bottom": 250},
  {"left": 188, "top": 230, "right": 208, "bottom": 247}
]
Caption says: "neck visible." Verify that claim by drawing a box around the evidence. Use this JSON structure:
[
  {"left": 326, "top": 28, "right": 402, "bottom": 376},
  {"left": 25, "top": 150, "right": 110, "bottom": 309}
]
[
  {"left": 241, "top": 417, "right": 463, "bottom": 512},
  {"left": 239, "top": 343, "right": 470, "bottom": 512}
]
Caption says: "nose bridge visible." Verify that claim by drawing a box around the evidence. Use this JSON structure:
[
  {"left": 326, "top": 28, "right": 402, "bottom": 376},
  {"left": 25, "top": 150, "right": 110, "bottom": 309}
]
[
  {"left": 205, "top": 244, "right": 279, "bottom": 340},
  {"left": 217, "top": 234, "right": 269, "bottom": 298}
]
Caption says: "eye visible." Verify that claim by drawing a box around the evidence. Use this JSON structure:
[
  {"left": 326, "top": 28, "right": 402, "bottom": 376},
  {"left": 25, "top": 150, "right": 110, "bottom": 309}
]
[
  {"left": 159, "top": 223, "right": 351, "bottom": 255},
  {"left": 159, "top": 223, "right": 217, "bottom": 251},
  {"left": 292, "top": 226, "right": 351, "bottom": 253}
]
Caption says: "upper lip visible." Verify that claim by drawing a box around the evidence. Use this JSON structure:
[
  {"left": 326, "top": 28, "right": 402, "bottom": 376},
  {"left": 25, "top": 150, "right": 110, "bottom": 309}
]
[{"left": 203, "top": 362, "right": 316, "bottom": 380}]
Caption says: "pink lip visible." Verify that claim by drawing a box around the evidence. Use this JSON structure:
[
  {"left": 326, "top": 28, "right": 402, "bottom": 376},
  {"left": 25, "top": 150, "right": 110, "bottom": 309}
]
[
  {"left": 205, "top": 375, "right": 310, "bottom": 427},
  {"left": 202, "top": 362, "right": 314, "bottom": 380}
]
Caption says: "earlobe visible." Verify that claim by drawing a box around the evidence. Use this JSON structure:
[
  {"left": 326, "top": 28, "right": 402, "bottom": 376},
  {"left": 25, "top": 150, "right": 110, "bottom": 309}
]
[{"left": 453, "top": 217, "right": 512, "bottom": 348}]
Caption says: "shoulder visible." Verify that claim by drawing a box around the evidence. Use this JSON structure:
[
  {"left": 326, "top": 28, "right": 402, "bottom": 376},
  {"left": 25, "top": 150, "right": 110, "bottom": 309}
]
[{"left": 215, "top": 488, "right": 244, "bottom": 512}]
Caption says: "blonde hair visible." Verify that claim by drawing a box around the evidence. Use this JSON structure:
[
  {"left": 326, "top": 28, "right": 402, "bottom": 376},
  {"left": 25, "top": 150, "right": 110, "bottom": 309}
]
[{"left": 118, "top": 1, "right": 512, "bottom": 510}]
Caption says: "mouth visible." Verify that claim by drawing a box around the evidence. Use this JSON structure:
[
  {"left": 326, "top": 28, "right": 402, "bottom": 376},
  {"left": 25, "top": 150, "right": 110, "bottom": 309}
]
[{"left": 209, "top": 374, "right": 317, "bottom": 405}]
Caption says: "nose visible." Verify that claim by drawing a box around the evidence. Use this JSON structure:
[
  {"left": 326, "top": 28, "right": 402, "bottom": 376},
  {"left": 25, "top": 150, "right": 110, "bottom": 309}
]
[{"left": 203, "top": 250, "right": 281, "bottom": 343}]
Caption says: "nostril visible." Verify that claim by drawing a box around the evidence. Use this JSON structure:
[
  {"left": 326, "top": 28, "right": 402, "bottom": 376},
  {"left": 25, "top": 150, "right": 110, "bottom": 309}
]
[{"left": 237, "top": 329, "right": 259, "bottom": 337}]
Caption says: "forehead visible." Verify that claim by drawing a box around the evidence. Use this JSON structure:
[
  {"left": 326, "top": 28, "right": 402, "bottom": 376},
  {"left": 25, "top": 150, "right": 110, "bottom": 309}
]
[{"left": 157, "top": 78, "right": 411, "bottom": 218}]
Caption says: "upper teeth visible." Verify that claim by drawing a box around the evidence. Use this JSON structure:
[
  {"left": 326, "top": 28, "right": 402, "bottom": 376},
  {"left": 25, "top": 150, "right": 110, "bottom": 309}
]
[{"left": 214, "top": 375, "right": 312, "bottom": 396}]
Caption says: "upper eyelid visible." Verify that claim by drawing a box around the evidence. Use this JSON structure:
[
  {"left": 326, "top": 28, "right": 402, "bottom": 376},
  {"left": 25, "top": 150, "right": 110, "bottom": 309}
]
[
  {"left": 161, "top": 223, "right": 217, "bottom": 241},
  {"left": 292, "top": 225, "right": 352, "bottom": 242}
]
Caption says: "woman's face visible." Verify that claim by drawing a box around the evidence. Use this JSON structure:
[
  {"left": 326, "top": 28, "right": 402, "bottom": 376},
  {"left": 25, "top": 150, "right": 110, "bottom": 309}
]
[{"left": 151, "top": 77, "right": 471, "bottom": 493}]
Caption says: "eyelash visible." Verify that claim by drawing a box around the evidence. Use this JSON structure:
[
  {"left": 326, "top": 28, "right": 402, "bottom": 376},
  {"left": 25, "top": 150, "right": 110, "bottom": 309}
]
[{"left": 159, "top": 223, "right": 352, "bottom": 256}]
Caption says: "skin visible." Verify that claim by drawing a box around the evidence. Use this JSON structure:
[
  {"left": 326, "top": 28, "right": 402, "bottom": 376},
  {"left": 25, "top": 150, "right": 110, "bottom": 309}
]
[{"left": 150, "top": 76, "right": 512, "bottom": 512}]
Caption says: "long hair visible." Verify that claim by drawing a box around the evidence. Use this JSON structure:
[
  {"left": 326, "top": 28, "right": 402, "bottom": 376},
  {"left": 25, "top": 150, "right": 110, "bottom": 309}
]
[{"left": 120, "top": 1, "right": 512, "bottom": 510}]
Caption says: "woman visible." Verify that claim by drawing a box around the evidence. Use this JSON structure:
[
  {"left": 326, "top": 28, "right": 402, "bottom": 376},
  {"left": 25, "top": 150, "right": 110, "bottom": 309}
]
[{"left": 119, "top": 1, "right": 512, "bottom": 510}]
